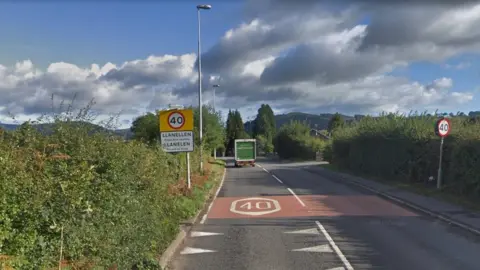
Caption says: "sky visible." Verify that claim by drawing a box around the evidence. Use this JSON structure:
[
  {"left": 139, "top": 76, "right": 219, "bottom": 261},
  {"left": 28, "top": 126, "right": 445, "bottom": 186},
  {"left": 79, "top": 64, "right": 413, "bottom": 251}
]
[{"left": 1, "top": 0, "right": 480, "bottom": 128}]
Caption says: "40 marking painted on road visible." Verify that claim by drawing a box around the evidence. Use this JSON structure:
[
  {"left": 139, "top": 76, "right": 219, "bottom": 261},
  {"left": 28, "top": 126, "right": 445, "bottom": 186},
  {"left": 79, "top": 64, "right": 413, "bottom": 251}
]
[{"left": 230, "top": 197, "right": 281, "bottom": 216}]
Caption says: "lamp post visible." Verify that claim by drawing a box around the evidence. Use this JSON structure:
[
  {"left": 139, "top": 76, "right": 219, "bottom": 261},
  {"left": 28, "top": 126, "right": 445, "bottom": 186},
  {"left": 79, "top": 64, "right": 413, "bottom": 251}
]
[
  {"left": 197, "top": 4, "right": 211, "bottom": 172},
  {"left": 212, "top": 84, "right": 220, "bottom": 159}
]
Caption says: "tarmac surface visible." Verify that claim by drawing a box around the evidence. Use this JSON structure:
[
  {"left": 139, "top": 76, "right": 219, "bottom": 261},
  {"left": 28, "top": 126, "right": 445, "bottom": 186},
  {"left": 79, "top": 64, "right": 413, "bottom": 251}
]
[{"left": 169, "top": 158, "right": 480, "bottom": 270}]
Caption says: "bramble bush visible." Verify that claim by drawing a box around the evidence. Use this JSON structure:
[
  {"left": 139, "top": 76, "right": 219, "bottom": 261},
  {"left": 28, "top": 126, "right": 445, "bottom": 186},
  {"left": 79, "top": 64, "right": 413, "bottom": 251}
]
[
  {"left": 329, "top": 112, "right": 480, "bottom": 199},
  {"left": 274, "top": 121, "right": 326, "bottom": 160},
  {"left": 0, "top": 106, "right": 219, "bottom": 269}
]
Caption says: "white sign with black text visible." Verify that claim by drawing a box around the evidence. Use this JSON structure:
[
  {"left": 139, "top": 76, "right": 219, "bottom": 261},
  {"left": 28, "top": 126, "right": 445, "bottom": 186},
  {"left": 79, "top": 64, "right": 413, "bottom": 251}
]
[{"left": 161, "top": 131, "right": 194, "bottom": 152}]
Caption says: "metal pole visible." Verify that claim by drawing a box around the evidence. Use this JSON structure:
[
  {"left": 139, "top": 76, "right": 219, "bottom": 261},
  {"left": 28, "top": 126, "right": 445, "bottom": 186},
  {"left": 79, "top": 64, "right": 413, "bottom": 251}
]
[
  {"left": 213, "top": 86, "right": 217, "bottom": 159},
  {"left": 187, "top": 152, "right": 191, "bottom": 189},
  {"left": 213, "top": 87, "right": 216, "bottom": 112},
  {"left": 197, "top": 8, "right": 204, "bottom": 172},
  {"left": 437, "top": 137, "right": 444, "bottom": 189}
]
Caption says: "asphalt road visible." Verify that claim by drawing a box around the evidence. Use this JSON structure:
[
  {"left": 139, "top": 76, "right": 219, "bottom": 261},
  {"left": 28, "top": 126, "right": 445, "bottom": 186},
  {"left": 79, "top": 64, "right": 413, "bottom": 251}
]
[{"left": 169, "top": 158, "right": 480, "bottom": 270}]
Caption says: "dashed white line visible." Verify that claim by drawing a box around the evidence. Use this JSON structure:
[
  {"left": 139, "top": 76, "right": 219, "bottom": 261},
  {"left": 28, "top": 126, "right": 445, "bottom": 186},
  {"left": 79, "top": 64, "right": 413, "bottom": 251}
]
[
  {"left": 287, "top": 188, "right": 306, "bottom": 207},
  {"left": 258, "top": 164, "right": 305, "bottom": 208},
  {"left": 272, "top": 175, "right": 283, "bottom": 184},
  {"left": 200, "top": 168, "right": 227, "bottom": 224},
  {"left": 315, "top": 221, "right": 354, "bottom": 270},
  {"left": 256, "top": 164, "right": 270, "bottom": 173}
]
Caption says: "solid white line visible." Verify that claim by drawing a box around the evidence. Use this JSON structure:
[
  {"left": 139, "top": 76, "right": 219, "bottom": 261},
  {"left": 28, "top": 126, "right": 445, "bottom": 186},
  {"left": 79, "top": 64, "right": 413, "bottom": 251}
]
[
  {"left": 200, "top": 168, "right": 226, "bottom": 224},
  {"left": 272, "top": 175, "right": 283, "bottom": 184},
  {"left": 315, "top": 221, "right": 354, "bottom": 270},
  {"left": 262, "top": 167, "right": 269, "bottom": 173},
  {"left": 287, "top": 188, "right": 306, "bottom": 207}
]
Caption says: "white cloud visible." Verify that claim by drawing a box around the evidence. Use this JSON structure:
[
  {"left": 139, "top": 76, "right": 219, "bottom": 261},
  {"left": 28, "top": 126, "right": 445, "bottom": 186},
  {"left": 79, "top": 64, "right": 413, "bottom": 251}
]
[{"left": 1, "top": 1, "right": 478, "bottom": 128}]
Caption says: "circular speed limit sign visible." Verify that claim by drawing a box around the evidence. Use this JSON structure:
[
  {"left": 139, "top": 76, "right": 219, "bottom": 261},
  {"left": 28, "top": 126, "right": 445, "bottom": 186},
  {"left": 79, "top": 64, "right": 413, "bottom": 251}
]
[
  {"left": 436, "top": 118, "right": 451, "bottom": 137},
  {"left": 167, "top": 111, "right": 185, "bottom": 129}
]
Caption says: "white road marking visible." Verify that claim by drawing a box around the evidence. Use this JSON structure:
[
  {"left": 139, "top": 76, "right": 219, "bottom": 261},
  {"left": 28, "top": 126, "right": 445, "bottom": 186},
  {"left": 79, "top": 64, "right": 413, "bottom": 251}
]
[
  {"left": 256, "top": 164, "right": 270, "bottom": 173},
  {"left": 200, "top": 168, "right": 227, "bottom": 224},
  {"left": 292, "top": 244, "right": 333, "bottom": 253},
  {"left": 287, "top": 188, "right": 306, "bottom": 207},
  {"left": 230, "top": 197, "right": 281, "bottom": 216},
  {"left": 325, "top": 267, "right": 345, "bottom": 270},
  {"left": 316, "top": 221, "right": 354, "bottom": 270},
  {"left": 191, "top": 231, "right": 223, "bottom": 237},
  {"left": 284, "top": 228, "right": 320, "bottom": 235},
  {"left": 272, "top": 175, "right": 283, "bottom": 184},
  {"left": 180, "top": 247, "right": 217, "bottom": 255}
]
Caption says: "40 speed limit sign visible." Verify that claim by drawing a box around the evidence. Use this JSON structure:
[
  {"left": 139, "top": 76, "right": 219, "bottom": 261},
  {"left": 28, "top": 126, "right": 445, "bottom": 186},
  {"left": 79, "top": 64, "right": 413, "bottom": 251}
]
[
  {"left": 159, "top": 109, "right": 193, "bottom": 132},
  {"left": 159, "top": 109, "right": 194, "bottom": 153},
  {"left": 435, "top": 118, "right": 451, "bottom": 137}
]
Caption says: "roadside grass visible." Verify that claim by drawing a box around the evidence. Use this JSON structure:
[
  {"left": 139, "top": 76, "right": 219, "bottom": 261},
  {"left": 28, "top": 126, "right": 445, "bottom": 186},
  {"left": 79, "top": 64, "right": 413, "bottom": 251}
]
[
  {"left": 173, "top": 157, "right": 226, "bottom": 222},
  {"left": 319, "top": 163, "right": 480, "bottom": 212}
]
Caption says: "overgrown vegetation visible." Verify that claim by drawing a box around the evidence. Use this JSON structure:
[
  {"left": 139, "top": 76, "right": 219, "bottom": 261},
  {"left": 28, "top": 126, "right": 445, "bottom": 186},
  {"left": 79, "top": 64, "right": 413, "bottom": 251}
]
[
  {"left": 274, "top": 120, "right": 326, "bottom": 160},
  {"left": 0, "top": 102, "right": 225, "bottom": 269},
  {"left": 327, "top": 112, "right": 480, "bottom": 200}
]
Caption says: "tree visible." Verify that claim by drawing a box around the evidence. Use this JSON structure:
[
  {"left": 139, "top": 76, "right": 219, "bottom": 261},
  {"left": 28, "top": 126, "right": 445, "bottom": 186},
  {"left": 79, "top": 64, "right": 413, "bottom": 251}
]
[
  {"left": 252, "top": 104, "right": 276, "bottom": 153},
  {"left": 256, "top": 134, "right": 274, "bottom": 155},
  {"left": 225, "top": 109, "right": 248, "bottom": 155},
  {"left": 130, "top": 112, "right": 159, "bottom": 144},
  {"left": 327, "top": 113, "right": 344, "bottom": 134},
  {"left": 191, "top": 105, "right": 225, "bottom": 154}
]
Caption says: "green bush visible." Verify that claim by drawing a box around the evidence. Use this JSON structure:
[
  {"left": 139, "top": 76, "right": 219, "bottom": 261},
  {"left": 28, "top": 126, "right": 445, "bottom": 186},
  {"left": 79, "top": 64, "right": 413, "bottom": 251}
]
[
  {"left": 274, "top": 121, "right": 326, "bottom": 160},
  {"left": 0, "top": 118, "right": 210, "bottom": 269},
  {"left": 322, "top": 142, "right": 333, "bottom": 162},
  {"left": 330, "top": 113, "right": 480, "bottom": 198}
]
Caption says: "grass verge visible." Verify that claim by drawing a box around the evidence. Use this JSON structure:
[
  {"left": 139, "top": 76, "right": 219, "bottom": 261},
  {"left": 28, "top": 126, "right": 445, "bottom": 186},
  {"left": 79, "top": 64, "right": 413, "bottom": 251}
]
[
  {"left": 171, "top": 157, "right": 226, "bottom": 223},
  {"left": 319, "top": 163, "right": 480, "bottom": 212}
]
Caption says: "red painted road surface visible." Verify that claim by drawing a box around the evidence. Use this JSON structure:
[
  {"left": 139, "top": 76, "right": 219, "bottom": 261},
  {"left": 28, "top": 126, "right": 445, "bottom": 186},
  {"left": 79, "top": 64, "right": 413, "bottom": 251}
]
[{"left": 207, "top": 195, "right": 418, "bottom": 219}]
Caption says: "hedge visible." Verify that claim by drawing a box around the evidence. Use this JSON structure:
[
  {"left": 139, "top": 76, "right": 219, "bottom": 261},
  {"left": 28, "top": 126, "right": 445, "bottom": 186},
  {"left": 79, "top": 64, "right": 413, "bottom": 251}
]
[
  {"left": 329, "top": 113, "right": 480, "bottom": 199},
  {"left": 274, "top": 121, "right": 326, "bottom": 160},
  {"left": 0, "top": 120, "right": 212, "bottom": 269}
]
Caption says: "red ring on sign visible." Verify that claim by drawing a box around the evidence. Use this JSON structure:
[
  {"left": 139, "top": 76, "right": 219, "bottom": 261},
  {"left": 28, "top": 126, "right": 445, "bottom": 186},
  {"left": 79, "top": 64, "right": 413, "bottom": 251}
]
[
  {"left": 436, "top": 118, "right": 451, "bottom": 137},
  {"left": 167, "top": 111, "right": 186, "bottom": 129}
]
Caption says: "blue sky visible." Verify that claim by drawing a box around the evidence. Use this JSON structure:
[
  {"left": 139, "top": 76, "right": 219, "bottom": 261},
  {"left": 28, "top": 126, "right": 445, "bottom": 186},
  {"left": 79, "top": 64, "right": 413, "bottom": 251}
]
[{"left": 0, "top": 1, "right": 242, "bottom": 68}]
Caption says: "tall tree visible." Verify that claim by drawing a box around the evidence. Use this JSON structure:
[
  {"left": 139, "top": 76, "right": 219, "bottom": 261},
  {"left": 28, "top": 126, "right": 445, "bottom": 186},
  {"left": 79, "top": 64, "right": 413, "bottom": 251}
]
[
  {"left": 225, "top": 109, "right": 248, "bottom": 155},
  {"left": 253, "top": 104, "right": 276, "bottom": 153},
  {"left": 327, "top": 113, "right": 345, "bottom": 134}
]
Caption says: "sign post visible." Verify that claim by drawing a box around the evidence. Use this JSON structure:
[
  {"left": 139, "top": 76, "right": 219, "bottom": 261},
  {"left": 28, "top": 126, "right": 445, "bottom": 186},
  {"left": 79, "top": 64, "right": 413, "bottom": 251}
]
[
  {"left": 434, "top": 117, "right": 451, "bottom": 190},
  {"left": 159, "top": 108, "right": 194, "bottom": 189}
]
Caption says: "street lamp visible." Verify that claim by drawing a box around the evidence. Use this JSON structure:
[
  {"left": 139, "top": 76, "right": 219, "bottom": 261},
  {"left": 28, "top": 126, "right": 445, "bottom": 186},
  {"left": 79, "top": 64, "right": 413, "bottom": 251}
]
[
  {"left": 212, "top": 84, "right": 220, "bottom": 159},
  {"left": 197, "top": 3, "right": 211, "bottom": 172},
  {"left": 212, "top": 84, "right": 220, "bottom": 112}
]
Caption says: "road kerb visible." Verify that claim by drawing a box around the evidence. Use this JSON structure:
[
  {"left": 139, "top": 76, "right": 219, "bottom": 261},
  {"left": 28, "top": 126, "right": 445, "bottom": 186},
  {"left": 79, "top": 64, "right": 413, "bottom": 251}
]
[
  {"left": 159, "top": 226, "right": 187, "bottom": 269},
  {"left": 307, "top": 167, "right": 480, "bottom": 237},
  {"left": 159, "top": 167, "right": 227, "bottom": 269}
]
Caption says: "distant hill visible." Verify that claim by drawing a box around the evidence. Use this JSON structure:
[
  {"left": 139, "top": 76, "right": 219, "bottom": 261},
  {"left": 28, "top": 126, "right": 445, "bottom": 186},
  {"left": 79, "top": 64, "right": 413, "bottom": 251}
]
[
  {"left": 244, "top": 112, "right": 355, "bottom": 132},
  {"left": 0, "top": 123, "right": 19, "bottom": 131},
  {"left": 0, "top": 122, "right": 134, "bottom": 139}
]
